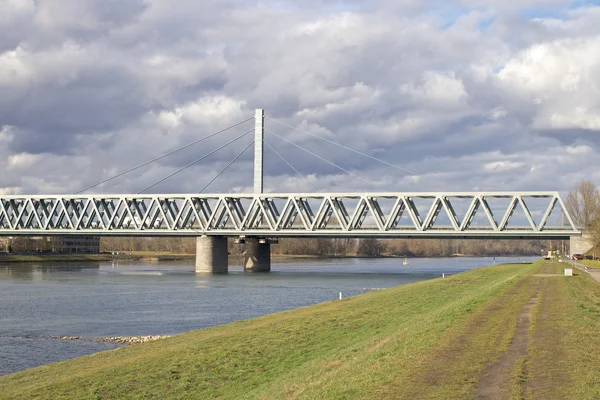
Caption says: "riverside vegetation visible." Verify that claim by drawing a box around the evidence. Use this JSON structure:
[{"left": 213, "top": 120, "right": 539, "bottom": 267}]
[
  {"left": 102, "top": 237, "right": 554, "bottom": 257},
  {"left": 1, "top": 260, "right": 598, "bottom": 399},
  {"left": 1, "top": 236, "right": 555, "bottom": 263}
]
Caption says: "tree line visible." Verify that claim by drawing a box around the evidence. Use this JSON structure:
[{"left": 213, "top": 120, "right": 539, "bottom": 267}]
[
  {"left": 97, "top": 236, "right": 558, "bottom": 257},
  {"left": 2, "top": 232, "right": 560, "bottom": 257}
]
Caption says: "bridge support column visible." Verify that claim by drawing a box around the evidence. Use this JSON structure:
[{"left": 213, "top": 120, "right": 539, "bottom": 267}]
[
  {"left": 196, "top": 236, "right": 228, "bottom": 273},
  {"left": 244, "top": 239, "right": 271, "bottom": 272},
  {"left": 570, "top": 230, "right": 593, "bottom": 257}
]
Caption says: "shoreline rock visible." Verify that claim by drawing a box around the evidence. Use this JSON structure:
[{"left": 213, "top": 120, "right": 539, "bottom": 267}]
[
  {"left": 55, "top": 335, "right": 170, "bottom": 344},
  {"left": 97, "top": 335, "right": 170, "bottom": 344}
]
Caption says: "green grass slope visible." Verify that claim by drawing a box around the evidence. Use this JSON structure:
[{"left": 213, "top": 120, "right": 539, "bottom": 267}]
[
  {"left": 3, "top": 260, "right": 598, "bottom": 399},
  {"left": 0, "top": 262, "right": 534, "bottom": 399},
  {"left": 580, "top": 259, "right": 600, "bottom": 269}
]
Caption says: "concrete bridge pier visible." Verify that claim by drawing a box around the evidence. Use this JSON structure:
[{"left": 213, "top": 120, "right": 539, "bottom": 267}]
[
  {"left": 570, "top": 230, "right": 592, "bottom": 256},
  {"left": 244, "top": 239, "right": 271, "bottom": 272},
  {"left": 195, "top": 236, "right": 228, "bottom": 273}
]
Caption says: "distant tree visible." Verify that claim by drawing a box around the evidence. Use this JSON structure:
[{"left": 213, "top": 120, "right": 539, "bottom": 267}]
[
  {"left": 356, "top": 239, "right": 386, "bottom": 257},
  {"left": 565, "top": 180, "right": 600, "bottom": 228}
]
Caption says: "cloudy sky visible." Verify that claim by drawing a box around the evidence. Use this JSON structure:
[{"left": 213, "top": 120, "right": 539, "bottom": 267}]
[{"left": 1, "top": 0, "right": 600, "bottom": 196}]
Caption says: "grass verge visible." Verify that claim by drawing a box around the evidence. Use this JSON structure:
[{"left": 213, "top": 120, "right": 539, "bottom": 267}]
[
  {"left": 526, "top": 261, "right": 600, "bottom": 399},
  {"left": 580, "top": 259, "right": 600, "bottom": 269},
  {"left": 1, "top": 260, "right": 598, "bottom": 399}
]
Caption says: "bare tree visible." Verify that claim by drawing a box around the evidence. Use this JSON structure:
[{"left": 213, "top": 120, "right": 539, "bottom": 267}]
[
  {"left": 356, "top": 239, "right": 386, "bottom": 257},
  {"left": 565, "top": 180, "right": 600, "bottom": 228},
  {"left": 589, "top": 217, "right": 600, "bottom": 252}
]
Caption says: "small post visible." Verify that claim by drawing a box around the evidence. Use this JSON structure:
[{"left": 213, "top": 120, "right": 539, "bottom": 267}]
[
  {"left": 254, "top": 109, "right": 264, "bottom": 194},
  {"left": 339, "top": 292, "right": 343, "bottom": 300},
  {"left": 442, "top": 273, "right": 445, "bottom": 279}
]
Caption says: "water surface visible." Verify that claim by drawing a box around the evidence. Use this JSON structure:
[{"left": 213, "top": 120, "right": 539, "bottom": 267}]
[{"left": 0, "top": 256, "right": 536, "bottom": 375}]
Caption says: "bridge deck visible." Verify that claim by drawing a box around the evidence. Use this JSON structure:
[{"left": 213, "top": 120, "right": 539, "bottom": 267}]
[{"left": 0, "top": 192, "right": 580, "bottom": 238}]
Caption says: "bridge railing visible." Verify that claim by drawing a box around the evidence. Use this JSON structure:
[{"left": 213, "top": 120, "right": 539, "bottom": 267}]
[{"left": 0, "top": 192, "right": 580, "bottom": 238}]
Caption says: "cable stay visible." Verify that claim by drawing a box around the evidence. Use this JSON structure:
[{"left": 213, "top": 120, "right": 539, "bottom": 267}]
[
  {"left": 199, "top": 140, "right": 254, "bottom": 193},
  {"left": 76, "top": 116, "right": 254, "bottom": 194},
  {"left": 264, "top": 140, "right": 321, "bottom": 192},
  {"left": 265, "top": 116, "right": 417, "bottom": 175},
  {"left": 138, "top": 129, "right": 254, "bottom": 194},
  {"left": 266, "top": 129, "right": 386, "bottom": 191}
]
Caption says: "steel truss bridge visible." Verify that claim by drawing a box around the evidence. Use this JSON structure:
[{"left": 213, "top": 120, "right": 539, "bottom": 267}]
[{"left": 0, "top": 191, "right": 578, "bottom": 239}]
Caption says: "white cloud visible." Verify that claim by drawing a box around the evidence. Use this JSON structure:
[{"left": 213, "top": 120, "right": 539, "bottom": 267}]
[
  {"left": 0, "top": 0, "right": 35, "bottom": 25},
  {"left": 565, "top": 145, "right": 592, "bottom": 155},
  {"left": 484, "top": 160, "right": 525, "bottom": 172},
  {"left": 401, "top": 72, "right": 467, "bottom": 106},
  {"left": 179, "top": 96, "right": 247, "bottom": 125},
  {"left": 0, "top": 187, "right": 22, "bottom": 195},
  {"left": 8, "top": 153, "right": 42, "bottom": 168},
  {"left": 0, "top": 47, "right": 35, "bottom": 85},
  {"left": 0, "top": 126, "right": 14, "bottom": 142},
  {"left": 497, "top": 37, "right": 600, "bottom": 131},
  {"left": 1, "top": 1, "right": 600, "bottom": 196}
]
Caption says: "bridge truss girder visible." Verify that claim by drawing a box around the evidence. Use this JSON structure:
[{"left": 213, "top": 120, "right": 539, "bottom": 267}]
[{"left": 0, "top": 192, "right": 579, "bottom": 239}]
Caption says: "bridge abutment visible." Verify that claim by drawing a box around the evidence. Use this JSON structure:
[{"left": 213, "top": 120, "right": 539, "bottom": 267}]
[
  {"left": 244, "top": 239, "right": 271, "bottom": 272},
  {"left": 195, "top": 236, "right": 228, "bottom": 273},
  {"left": 570, "top": 230, "right": 593, "bottom": 256}
]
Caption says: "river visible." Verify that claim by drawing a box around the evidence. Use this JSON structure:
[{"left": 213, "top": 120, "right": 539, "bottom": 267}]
[{"left": 0, "top": 256, "right": 537, "bottom": 375}]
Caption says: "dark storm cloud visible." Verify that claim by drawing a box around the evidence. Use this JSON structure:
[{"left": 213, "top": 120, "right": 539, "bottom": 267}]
[
  {"left": 1, "top": 0, "right": 600, "bottom": 195},
  {"left": 3, "top": 65, "right": 145, "bottom": 154}
]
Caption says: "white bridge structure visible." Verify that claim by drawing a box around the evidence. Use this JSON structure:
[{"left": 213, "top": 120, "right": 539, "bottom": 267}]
[
  {"left": 0, "top": 109, "right": 581, "bottom": 273},
  {"left": 0, "top": 192, "right": 578, "bottom": 239}
]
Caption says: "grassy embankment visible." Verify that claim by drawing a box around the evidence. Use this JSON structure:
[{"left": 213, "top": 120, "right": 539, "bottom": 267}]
[
  {"left": 580, "top": 259, "right": 600, "bottom": 269},
  {"left": 1, "top": 260, "right": 599, "bottom": 399}
]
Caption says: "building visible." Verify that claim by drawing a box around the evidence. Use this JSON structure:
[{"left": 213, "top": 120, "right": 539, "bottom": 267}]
[
  {"left": 57, "top": 236, "right": 100, "bottom": 253},
  {"left": 0, "top": 236, "right": 100, "bottom": 253}
]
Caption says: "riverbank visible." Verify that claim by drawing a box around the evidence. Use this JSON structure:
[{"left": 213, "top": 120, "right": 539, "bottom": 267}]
[
  {"left": 0, "top": 252, "right": 340, "bottom": 264},
  {"left": 0, "top": 251, "right": 536, "bottom": 264},
  {"left": 0, "top": 252, "right": 195, "bottom": 263},
  {"left": 1, "top": 260, "right": 598, "bottom": 399}
]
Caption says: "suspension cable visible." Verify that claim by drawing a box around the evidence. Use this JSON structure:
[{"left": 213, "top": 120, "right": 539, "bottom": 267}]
[
  {"left": 138, "top": 129, "right": 254, "bottom": 194},
  {"left": 264, "top": 140, "right": 321, "bottom": 192},
  {"left": 265, "top": 129, "right": 385, "bottom": 191},
  {"left": 265, "top": 116, "right": 417, "bottom": 175},
  {"left": 199, "top": 140, "right": 254, "bottom": 193},
  {"left": 76, "top": 117, "right": 254, "bottom": 194}
]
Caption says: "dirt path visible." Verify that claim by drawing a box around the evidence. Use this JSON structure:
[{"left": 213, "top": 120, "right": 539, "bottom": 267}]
[{"left": 475, "top": 285, "right": 541, "bottom": 399}]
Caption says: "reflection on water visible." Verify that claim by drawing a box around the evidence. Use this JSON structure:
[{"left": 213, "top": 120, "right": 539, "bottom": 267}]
[
  {"left": 0, "top": 263, "right": 100, "bottom": 280},
  {"left": 0, "top": 256, "right": 536, "bottom": 375}
]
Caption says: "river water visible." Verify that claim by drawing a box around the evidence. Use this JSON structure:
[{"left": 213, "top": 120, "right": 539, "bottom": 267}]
[{"left": 0, "top": 256, "right": 536, "bottom": 375}]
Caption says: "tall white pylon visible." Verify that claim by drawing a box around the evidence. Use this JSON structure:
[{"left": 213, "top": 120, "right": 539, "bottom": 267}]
[{"left": 254, "top": 109, "right": 264, "bottom": 194}]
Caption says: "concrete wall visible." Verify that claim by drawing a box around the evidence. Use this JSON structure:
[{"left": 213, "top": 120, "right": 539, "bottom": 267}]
[
  {"left": 244, "top": 239, "right": 270, "bottom": 272},
  {"left": 570, "top": 230, "right": 594, "bottom": 255},
  {"left": 195, "top": 236, "right": 228, "bottom": 273}
]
